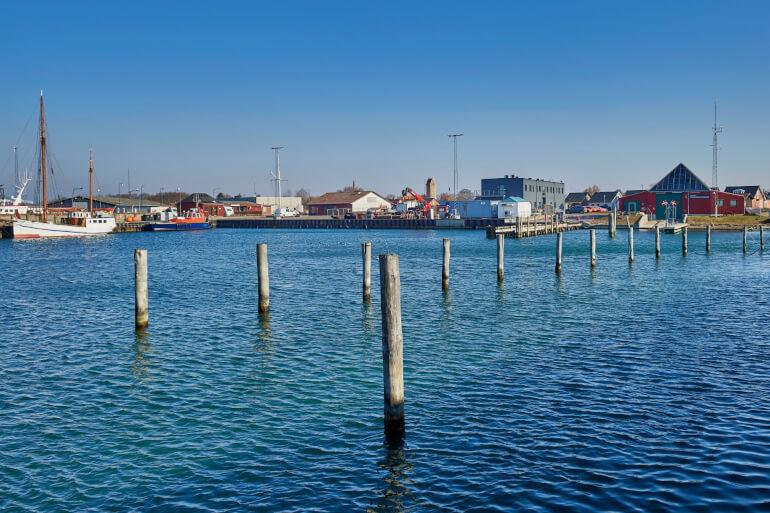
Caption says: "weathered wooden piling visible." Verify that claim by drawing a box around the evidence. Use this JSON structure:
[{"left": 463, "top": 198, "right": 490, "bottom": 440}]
[
  {"left": 655, "top": 226, "right": 661, "bottom": 259},
  {"left": 442, "top": 238, "right": 450, "bottom": 291},
  {"left": 257, "top": 243, "right": 270, "bottom": 313},
  {"left": 761, "top": 225, "right": 765, "bottom": 251},
  {"left": 682, "top": 227, "right": 688, "bottom": 256},
  {"left": 497, "top": 234, "right": 505, "bottom": 282},
  {"left": 743, "top": 227, "right": 749, "bottom": 254},
  {"left": 706, "top": 225, "right": 712, "bottom": 253},
  {"left": 590, "top": 229, "right": 596, "bottom": 268},
  {"left": 379, "top": 254, "right": 404, "bottom": 439},
  {"left": 134, "top": 249, "right": 149, "bottom": 329},
  {"left": 608, "top": 211, "right": 617, "bottom": 238},
  {"left": 628, "top": 226, "right": 635, "bottom": 263},
  {"left": 555, "top": 232, "right": 563, "bottom": 274},
  {"left": 362, "top": 241, "right": 372, "bottom": 301}
]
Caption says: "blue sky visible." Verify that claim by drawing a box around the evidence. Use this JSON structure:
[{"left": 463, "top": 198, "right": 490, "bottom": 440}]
[{"left": 1, "top": 1, "right": 769, "bottom": 197}]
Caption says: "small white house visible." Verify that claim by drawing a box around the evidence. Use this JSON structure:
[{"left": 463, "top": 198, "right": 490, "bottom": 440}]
[{"left": 497, "top": 196, "right": 531, "bottom": 219}]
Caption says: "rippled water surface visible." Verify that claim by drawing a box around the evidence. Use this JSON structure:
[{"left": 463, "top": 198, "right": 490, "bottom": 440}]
[{"left": 1, "top": 228, "right": 769, "bottom": 512}]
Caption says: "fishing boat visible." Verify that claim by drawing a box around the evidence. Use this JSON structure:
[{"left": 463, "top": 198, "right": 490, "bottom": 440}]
[
  {"left": 0, "top": 177, "right": 32, "bottom": 216},
  {"left": 12, "top": 92, "right": 116, "bottom": 239},
  {"left": 145, "top": 208, "right": 210, "bottom": 231}
]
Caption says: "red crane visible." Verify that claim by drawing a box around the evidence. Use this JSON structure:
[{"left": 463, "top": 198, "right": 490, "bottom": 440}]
[{"left": 402, "top": 187, "right": 432, "bottom": 216}]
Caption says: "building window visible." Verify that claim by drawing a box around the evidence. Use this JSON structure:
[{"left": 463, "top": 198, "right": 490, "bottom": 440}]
[
  {"left": 717, "top": 200, "right": 724, "bottom": 207},
  {"left": 730, "top": 200, "right": 737, "bottom": 207}
]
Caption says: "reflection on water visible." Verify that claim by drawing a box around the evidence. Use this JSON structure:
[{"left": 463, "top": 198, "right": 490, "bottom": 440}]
[
  {"left": 131, "top": 330, "right": 152, "bottom": 381},
  {"left": 368, "top": 439, "right": 414, "bottom": 513},
  {"left": 362, "top": 300, "right": 376, "bottom": 336},
  {"left": 256, "top": 313, "right": 272, "bottom": 350}
]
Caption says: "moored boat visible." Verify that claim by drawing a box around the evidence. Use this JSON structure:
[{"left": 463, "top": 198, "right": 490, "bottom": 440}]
[
  {"left": 11, "top": 92, "right": 116, "bottom": 239},
  {"left": 145, "top": 208, "right": 210, "bottom": 231}
]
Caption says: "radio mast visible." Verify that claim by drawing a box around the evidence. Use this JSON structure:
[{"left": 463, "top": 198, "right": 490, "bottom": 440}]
[{"left": 711, "top": 102, "right": 722, "bottom": 189}]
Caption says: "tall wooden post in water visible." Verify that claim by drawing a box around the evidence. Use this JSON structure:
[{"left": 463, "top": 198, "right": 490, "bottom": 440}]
[
  {"left": 743, "top": 227, "right": 749, "bottom": 254},
  {"left": 761, "top": 226, "right": 765, "bottom": 251},
  {"left": 496, "top": 234, "right": 505, "bottom": 282},
  {"left": 362, "top": 242, "right": 372, "bottom": 301},
  {"left": 257, "top": 243, "right": 270, "bottom": 314},
  {"left": 555, "top": 232, "right": 563, "bottom": 274},
  {"left": 608, "top": 212, "right": 617, "bottom": 238},
  {"left": 590, "top": 229, "right": 596, "bottom": 268},
  {"left": 134, "top": 249, "right": 148, "bottom": 330},
  {"left": 442, "top": 238, "right": 450, "bottom": 291},
  {"left": 655, "top": 226, "right": 661, "bottom": 259},
  {"left": 706, "top": 225, "right": 712, "bottom": 254},
  {"left": 682, "top": 227, "right": 688, "bottom": 256},
  {"left": 379, "top": 254, "right": 404, "bottom": 439}
]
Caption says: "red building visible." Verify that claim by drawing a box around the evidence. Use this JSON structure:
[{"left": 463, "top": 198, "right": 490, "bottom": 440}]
[{"left": 620, "top": 163, "right": 744, "bottom": 219}]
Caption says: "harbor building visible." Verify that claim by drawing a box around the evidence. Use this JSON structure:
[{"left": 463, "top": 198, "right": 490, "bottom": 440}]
[
  {"left": 48, "top": 195, "right": 164, "bottom": 214},
  {"left": 724, "top": 186, "right": 766, "bottom": 211},
  {"left": 480, "top": 175, "right": 565, "bottom": 212},
  {"left": 306, "top": 191, "right": 391, "bottom": 216},
  {"left": 620, "top": 163, "right": 745, "bottom": 219},
  {"left": 587, "top": 190, "right": 623, "bottom": 211}
]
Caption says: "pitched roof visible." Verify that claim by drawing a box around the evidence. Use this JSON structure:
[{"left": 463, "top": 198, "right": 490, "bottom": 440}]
[
  {"left": 307, "top": 191, "right": 387, "bottom": 205},
  {"left": 650, "top": 163, "right": 709, "bottom": 192},
  {"left": 624, "top": 189, "right": 646, "bottom": 196},
  {"left": 589, "top": 190, "right": 622, "bottom": 203},
  {"left": 51, "top": 195, "right": 162, "bottom": 207},
  {"left": 565, "top": 192, "right": 590, "bottom": 203},
  {"left": 502, "top": 196, "right": 528, "bottom": 203},
  {"left": 181, "top": 193, "right": 216, "bottom": 203},
  {"left": 724, "top": 185, "right": 762, "bottom": 197}
]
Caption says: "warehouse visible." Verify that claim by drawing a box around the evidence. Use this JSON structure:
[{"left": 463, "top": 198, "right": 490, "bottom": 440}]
[
  {"left": 480, "top": 175, "right": 565, "bottom": 213},
  {"left": 620, "top": 163, "right": 744, "bottom": 219}
]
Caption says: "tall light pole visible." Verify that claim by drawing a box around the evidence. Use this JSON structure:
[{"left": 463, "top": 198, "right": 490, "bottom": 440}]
[
  {"left": 119, "top": 182, "right": 123, "bottom": 198},
  {"left": 447, "top": 134, "right": 463, "bottom": 198},
  {"left": 271, "top": 146, "right": 285, "bottom": 210}
]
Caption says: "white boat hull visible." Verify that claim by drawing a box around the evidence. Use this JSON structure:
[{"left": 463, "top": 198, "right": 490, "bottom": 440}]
[{"left": 13, "top": 218, "right": 116, "bottom": 239}]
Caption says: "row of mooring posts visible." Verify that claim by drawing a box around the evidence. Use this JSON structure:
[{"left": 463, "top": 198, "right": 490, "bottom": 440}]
[{"left": 133, "top": 224, "right": 767, "bottom": 439}]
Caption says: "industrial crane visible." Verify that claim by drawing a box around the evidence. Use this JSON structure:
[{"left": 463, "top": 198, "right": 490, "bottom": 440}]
[{"left": 401, "top": 187, "right": 432, "bottom": 217}]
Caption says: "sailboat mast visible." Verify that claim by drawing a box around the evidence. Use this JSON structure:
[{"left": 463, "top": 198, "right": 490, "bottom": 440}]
[
  {"left": 40, "top": 91, "right": 48, "bottom": 223},
  {"left": 89, "top": 147, "right": 94, "bottom": 215}
]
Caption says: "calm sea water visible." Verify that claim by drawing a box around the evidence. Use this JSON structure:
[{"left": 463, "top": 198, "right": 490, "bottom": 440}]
[{"left": 1, "top": 228, "right": 769, "bottom": 512}]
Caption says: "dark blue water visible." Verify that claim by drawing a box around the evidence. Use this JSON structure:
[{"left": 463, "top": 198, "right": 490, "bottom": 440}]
[{"left": 1, "top": 228, "right": 769, "bottom": 512}]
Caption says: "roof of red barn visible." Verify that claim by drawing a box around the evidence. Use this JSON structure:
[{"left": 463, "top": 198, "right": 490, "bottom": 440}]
[{"left": 650, "top": 163, "right": 709, "bottom": 192}]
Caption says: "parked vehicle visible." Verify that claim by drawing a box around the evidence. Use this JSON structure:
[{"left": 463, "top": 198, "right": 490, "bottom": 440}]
[
  {"left": 273, "top": 208, "right": 300, "bottom": 218},
  {"left": 567, "top": 205, "right": 586, "bottom": 214}
]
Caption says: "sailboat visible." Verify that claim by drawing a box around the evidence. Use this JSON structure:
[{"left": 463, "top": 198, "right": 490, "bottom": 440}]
[{"left": 12, "top": 92, "right": 116, "bottom": 239}]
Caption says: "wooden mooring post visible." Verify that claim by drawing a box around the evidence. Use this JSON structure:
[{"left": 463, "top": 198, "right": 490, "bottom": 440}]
[
  {"left": 761, "top": 225, "right": 765, "bottom": 251},
  {"left": 134, "top": 249, "right": 149, "bottom": 330},
  {"left": 706, "top": 225, "right": 712, "bottom": 254},
  {"left": 497, "top": 234, "right": 505, "bottom": 282},
  {"left": 608, "top": 211, "right": 617, "bottom": 238},
  {"left": 743, "top": 227, "right": 749, "bottom": 254},
  {"left": 442, "top": 238, "right": 450, "bottom": 291},
  {"left": 655, "top": 226, "right": 661, "bottom": 259},
  {"left": 362, "top": 241, "right": 372, "bottom": 301},
  {"left": 628, "top": 226, "right": 635, "bottom": 263},
  {"left": 257, "top": 243, "right": 270, "bottom": 314},
  {"left": 379, "top": 254, "right": 404, "bottom": 439},
  {"left": 555, "top": 232, "right": 563, "bottom": 274},
  {"left": 682, "top": 227, "right": 688, "bottom": 256},
  {"left": 590, "top": 229, "right": 596, "bottom": 268}
]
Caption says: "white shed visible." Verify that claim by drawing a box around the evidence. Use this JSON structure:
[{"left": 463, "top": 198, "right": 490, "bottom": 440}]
[{"left": 497, "top": 196, "right": 531, "bottom": 219}]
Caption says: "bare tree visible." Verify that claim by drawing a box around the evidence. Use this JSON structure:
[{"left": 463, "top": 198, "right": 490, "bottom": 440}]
[
  {"left": 584, "top": 185, "right": 600, "bottom": 196},
  {"left": 456, "top": 189, "right": 475, "bottom": 200}
]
